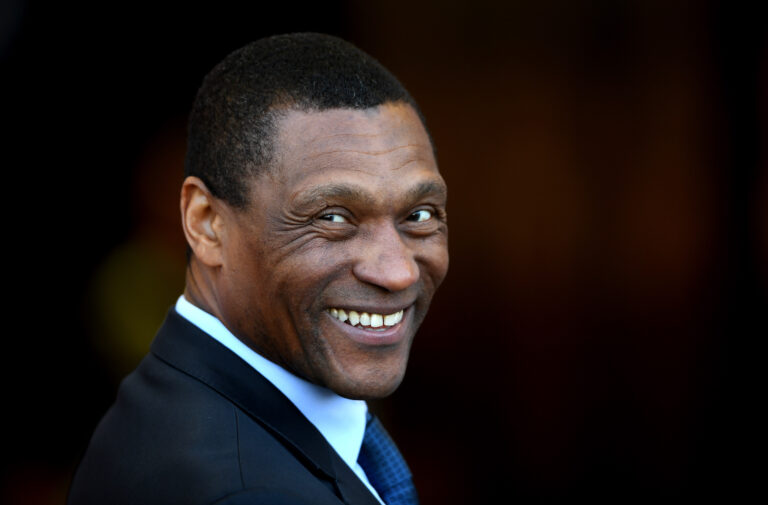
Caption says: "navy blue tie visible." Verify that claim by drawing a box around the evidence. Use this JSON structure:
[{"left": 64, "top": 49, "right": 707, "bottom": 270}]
[{"left": 358, "top": 413, "right": 419, "bottom": 505}]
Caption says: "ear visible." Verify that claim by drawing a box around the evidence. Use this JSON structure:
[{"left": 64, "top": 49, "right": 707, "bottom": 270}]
[{"left": 180, "top": 176, "right": 226, "bottom": 267}]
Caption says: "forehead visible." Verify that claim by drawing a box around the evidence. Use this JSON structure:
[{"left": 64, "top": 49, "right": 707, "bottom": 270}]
[{"left": 271, "top": 103, "right": 438, "bottom": 187}]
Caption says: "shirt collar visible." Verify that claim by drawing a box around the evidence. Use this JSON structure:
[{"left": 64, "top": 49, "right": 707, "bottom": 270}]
[{"left": 173, "top": 295, "right": 368, "bottom": 472}]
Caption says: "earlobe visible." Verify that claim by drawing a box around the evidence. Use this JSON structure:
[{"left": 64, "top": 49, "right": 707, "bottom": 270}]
[{"left": 180, "top": 176, "right": 224, "bottom": 267}]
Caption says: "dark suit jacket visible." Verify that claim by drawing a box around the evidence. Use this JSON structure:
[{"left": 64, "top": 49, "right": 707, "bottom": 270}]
[{"left": 68, "top": 310, "right": 382, "bottom": 505}]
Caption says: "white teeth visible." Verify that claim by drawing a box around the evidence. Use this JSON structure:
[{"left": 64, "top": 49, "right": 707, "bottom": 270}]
[
  {"left": 383, "top": 311, "right": 403, "bottom": 326},
  {"left": 328, "top": 308, "right": 404, "bottom": 329}
]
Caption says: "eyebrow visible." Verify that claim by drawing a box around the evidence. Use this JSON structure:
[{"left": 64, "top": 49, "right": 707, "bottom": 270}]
[
  {"left": 291, "top": 179, "right": 447, "bottom": 211},
  {"left": 291, "top": 183, "right": 376, "bottom": 210},
  {"left": 406, "top": 180, "right": 447, "bottom": 202}
]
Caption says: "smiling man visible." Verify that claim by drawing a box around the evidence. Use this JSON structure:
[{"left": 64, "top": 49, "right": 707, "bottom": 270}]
[{"left": 68, "top": 34, "right": 448, "bottom": 505}]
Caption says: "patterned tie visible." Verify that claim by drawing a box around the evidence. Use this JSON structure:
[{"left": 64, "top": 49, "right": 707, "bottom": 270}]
[{"left": 358, "top": 413, "right": 419, "bottom": 505}]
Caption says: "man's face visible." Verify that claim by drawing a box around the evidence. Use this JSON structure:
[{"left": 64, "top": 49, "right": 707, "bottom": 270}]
[{"left": 215, "top": 102, "right": 448, "bottom": 399}]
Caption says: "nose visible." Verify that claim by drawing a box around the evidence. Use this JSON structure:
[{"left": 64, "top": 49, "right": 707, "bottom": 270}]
[{"left": 352, "top": 223, "right": 420, "bottom": 292}]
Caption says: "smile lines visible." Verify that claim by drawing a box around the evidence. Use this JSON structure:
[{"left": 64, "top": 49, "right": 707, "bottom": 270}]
[{"left": 328, "top": 308, "right": 404, "bottom": 330}]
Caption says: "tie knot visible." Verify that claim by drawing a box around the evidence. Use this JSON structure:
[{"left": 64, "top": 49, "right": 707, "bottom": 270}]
[{"left": 358, "top": 414, "right": 419, "bottom": 505}]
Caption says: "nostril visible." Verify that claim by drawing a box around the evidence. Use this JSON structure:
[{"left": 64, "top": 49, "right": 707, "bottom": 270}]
[{"left": 354, "top": 252, "right": 419, "bottom": 292}]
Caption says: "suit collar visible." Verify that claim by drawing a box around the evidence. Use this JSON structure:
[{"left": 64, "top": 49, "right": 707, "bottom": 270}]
[
  {"left": 174, "top": 295, "right": 370, "bottom": 473},
  {"left": 150, "top": 309, "right": 381, "bottom": 505}
]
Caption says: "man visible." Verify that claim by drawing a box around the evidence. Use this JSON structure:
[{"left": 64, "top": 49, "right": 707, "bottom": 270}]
[{"left": 68, "top": 33, "right": 448, "bottom": 505}]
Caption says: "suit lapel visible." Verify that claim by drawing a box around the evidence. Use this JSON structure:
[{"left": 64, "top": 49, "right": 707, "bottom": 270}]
[
  {"left": 331, "top": 455, "right": 386, "bottom": 505},
  {"left": 150, "top": 310, "right": 381, "bottom": 505}
]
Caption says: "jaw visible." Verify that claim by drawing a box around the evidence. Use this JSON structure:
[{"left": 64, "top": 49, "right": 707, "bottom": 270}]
[{"left": 316, "top": 354, "right": 411, "bottom": 400}]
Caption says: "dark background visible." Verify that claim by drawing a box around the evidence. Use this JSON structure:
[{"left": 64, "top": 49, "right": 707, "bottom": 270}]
[{"left": 2, "top": 1, "right": 765, "bottom": 503}]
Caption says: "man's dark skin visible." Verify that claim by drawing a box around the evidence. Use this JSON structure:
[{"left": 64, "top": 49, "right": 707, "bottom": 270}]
[{"left": 181, "top": 102, "right": 449, "bottom": 400}]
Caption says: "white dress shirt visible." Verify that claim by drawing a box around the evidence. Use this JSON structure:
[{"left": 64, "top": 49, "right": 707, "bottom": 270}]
[{"left": 174, "top": 295, "right": 383, "bottom": 504}]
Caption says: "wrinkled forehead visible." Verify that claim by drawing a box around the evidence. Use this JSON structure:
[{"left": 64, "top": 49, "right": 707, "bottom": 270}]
[{"left": 273, "top": 103, "right": 435, "bottom": 171}]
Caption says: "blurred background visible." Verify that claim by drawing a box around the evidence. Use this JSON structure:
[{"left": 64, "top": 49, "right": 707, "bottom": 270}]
[{"left": 2, "top": 0, "right": 765, "bottom": 503}]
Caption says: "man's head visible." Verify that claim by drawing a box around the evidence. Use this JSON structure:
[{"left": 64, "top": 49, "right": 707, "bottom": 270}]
[
  {"left": 181, "top": 34, "right": 448, "bottom": 400},
  {"left": 185, "top": 32, "right": 427, "bottom": 207}
]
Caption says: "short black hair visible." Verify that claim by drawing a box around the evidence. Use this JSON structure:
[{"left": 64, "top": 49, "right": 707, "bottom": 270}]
[{"left": 185, "top": 32, "right": 427, "bottom": 208}]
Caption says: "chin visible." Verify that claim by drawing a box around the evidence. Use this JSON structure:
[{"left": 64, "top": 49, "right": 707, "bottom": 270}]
[{"left": 327, "top": 367, "right": 407, "bottom": 400}]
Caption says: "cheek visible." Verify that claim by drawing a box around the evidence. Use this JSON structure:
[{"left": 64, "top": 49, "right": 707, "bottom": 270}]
[
  {"left": 270, "top": 247, "right": 348, "bottom": 309},
  {"left": 419, "top": 240, "right": 450, "bottom": 288},
  {"left": 287, "top": 236, "right": 360, "bottom": 278}
]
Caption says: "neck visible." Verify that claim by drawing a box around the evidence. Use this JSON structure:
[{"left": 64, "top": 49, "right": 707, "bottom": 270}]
[{"left": 183, "top": 258, "right": 223, "bottom": 320}]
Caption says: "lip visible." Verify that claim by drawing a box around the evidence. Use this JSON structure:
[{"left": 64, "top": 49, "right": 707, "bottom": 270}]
[{"left": 325, "top": 305, "right": 412, "bottom": 347}]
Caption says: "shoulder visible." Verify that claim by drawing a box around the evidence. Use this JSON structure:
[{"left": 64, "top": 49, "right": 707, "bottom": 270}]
[
  {"left": 69, "top": 314, "right": 347, "bottom": 505},
  {"left": 70, "top": 353, "right": 343, "bottom": 505},
  {"left": 69, "top": 354, "right": 243, "bottom": 504}
]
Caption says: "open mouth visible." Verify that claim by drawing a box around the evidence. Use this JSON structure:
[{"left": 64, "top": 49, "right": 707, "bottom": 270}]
[{"left": 327, "top": 307, "right": 404, "bottom": 332}]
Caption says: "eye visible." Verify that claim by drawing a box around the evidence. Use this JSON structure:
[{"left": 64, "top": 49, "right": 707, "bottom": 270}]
[
  {"left": 408, "top": 209, "right": 433, "bottom": 222},
  {"left": 318, "top": 213, "right": 348, "bottom": 224}
]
